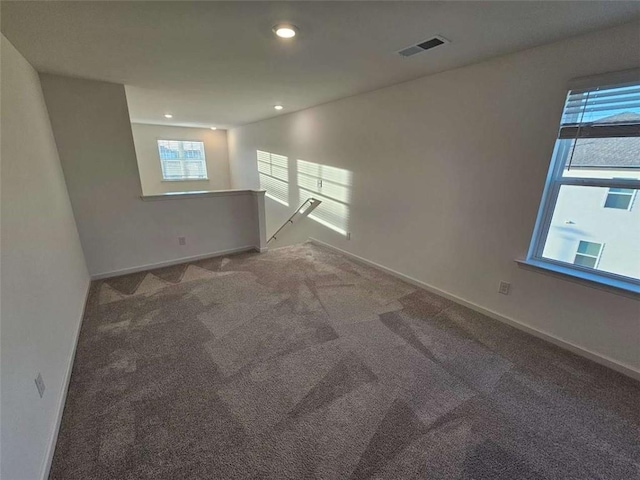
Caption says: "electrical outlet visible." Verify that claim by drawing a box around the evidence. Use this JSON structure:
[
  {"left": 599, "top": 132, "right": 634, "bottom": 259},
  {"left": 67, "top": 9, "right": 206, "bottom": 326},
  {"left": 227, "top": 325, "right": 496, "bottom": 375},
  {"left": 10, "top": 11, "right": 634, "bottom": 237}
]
[
  {"left": 178, "top": 236, "right": 186, "bottom": 246},
  {"left": 498, "top": 281, "right": 511, "bottom": 295},
  {"left": 35, "top": 373, "right": 45, "bottom": 398},
  {"left": 317, "top": 179, "right": 323, "bottom": 189},
  {"left": 346, "top": 232, "right": 351, "bottom": 240}
]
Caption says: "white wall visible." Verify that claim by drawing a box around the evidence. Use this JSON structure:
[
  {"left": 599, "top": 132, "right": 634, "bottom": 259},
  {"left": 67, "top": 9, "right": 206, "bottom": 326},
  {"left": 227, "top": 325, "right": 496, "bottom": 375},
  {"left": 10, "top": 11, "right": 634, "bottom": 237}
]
[
  {"left": 229, "top": 22, "right": 640, "bottom": 374},
  {"left": 1, "top": 36, "right": 90, "bottom": 480},
  {"left": 39, "top": 74, "right": 264, "bottom": 278},
  {"left": 131, "top": 123, "right": 231, "bottom": 195}
]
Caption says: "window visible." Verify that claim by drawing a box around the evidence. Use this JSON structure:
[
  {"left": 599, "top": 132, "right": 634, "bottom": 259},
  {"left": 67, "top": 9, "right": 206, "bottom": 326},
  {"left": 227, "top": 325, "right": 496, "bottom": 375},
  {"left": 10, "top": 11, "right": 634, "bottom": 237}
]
[
  {"left": 573, "top": 241, "right": 603, "bottom": 268},
  {"left": 604, "top": 187, "right": 635, "bottom": 210},
  {"left": 527, "top": 79, "right": 640, "bottom": 290},
  {"left": 157, "top": 140, "right": 208, "bottom": 181}
]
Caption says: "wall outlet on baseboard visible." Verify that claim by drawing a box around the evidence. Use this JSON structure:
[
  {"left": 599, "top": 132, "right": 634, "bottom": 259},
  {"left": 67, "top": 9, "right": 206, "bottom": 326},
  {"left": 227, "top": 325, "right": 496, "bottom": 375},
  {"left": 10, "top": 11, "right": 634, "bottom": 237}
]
[
  {"left": 498, "top": 281, "right": 511, "bottom": 295},
  {"left": 35, "top": 373, "right": 45, "bottom": 398},
  {"left": 178, "top": 236, "right": 186, "bottom": 246}
]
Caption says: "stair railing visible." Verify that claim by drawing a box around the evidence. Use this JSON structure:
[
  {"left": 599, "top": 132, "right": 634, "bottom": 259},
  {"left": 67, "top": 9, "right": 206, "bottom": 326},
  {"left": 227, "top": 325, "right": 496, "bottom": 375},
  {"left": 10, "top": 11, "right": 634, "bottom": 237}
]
[{"left": 268, "top": 197, "right": 322, "bottom": 243}]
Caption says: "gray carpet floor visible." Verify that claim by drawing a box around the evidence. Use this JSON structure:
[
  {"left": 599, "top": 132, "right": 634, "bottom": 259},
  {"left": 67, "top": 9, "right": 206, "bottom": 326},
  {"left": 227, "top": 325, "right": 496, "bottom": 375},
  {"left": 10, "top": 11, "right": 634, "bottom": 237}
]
[{"left": 50, "top": 243, "right": 640, "bottom": 479}]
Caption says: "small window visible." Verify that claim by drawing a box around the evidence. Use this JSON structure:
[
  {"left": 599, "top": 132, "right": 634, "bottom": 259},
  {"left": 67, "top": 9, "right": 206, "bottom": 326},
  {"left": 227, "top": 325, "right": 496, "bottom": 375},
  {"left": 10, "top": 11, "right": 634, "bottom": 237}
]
[
  {"left": 157, "top": 140, "right": 208, "bottom": 181},
  {"left": 604, "top": 187, "right": 635, "bottom": 210},
  {"left": 573, "top": 241, "right": 603, "bottom": 268},
  {"left": 527, "top": 79, "right": 640, "bottom": 290}
]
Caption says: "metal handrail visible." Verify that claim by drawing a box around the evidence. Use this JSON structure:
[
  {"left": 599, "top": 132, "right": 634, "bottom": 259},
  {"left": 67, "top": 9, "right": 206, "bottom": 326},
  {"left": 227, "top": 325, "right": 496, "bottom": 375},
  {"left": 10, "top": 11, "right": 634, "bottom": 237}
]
[{"left": 268, "top": 197, "right": 322, "bottom": 243}]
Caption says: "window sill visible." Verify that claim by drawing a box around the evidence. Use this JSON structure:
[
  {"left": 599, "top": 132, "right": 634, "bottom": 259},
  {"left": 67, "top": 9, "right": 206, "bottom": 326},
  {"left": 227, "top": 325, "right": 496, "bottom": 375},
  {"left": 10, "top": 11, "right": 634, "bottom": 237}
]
[
  {"left": 140, "top": 189, "right": 265, "bottom": 201},
  {"left": 161, "top": 178, "right": 209, "bottom": 182},
  {"left": 515, "top": 258, "right": 640, "bottom": 299}
]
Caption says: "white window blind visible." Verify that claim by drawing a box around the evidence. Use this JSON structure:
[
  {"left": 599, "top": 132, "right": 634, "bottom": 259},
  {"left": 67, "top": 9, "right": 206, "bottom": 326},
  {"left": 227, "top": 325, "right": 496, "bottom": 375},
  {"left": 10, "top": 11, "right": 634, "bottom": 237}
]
[
  {"left": 559, "top": 84, "right": 640, "bottom": 143},
  {"left": 157, "top": 140, "right": 208, "bottom": 181}
]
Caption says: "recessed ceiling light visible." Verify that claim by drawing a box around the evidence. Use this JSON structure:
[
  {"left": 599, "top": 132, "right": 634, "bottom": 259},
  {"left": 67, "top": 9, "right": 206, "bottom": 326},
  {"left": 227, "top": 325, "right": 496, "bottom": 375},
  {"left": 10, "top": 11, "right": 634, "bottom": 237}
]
[
  {"left": 210, "top": 127, "right": 217, "bottom": 130},
  {"left": 274, "top": 105, "right": 284, "bottom": 110},
  {"left": 273, "top": 24, "right": 297, "bottom": 39},
  {"left": 164, "top": 114, "right": 173, "bottom": 119}
]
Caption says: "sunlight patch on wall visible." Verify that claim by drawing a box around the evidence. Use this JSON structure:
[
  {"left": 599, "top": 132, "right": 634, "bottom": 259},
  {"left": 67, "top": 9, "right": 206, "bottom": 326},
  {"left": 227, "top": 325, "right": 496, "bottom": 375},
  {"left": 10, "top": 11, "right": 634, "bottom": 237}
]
[
  {"left": 257, "top": 150, "right": 289, "bottom": 206},
  {"left": 297, "top": 159, "right": 352, "bottom": 236}
]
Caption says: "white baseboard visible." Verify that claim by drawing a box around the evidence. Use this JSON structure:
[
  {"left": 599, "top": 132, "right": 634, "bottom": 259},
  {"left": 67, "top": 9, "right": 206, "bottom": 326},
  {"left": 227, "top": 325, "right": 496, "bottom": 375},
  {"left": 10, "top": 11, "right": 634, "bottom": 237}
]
[
  {"left": 40, "top": 280, "right": 92, "bottom": 480},
  {"left": 308, "top": 238, "right": 640, "bottom": 381},
  {"left": 91, "top": 245, "right": 261, "bottom": 280}
]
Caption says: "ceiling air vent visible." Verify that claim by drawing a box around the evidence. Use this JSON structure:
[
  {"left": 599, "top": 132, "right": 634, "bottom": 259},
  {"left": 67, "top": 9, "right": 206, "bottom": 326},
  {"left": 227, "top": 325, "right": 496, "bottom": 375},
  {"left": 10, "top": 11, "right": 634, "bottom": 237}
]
[{"left": 398, "top": 35, "right": 449, "bottom": 57}]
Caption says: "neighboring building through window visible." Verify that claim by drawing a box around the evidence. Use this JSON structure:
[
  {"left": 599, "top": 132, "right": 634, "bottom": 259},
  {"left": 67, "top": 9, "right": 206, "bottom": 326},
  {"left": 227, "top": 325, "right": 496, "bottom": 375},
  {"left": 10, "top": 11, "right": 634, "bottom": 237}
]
[
  {"left": 527, "top": 79, "right": 640, "bottom": 290},
  {"left": 157, "top": 140, "right": 208, "bottom": 181}
]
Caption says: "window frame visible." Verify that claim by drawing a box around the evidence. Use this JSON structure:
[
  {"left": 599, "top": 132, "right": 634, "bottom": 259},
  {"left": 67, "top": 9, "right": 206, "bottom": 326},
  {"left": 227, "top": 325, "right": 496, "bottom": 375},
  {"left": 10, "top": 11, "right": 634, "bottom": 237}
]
[
  {"left": 526, "top": 84, "right": 640, "bottom": 293},
  {"left": 157, "top": 139, "right": 209, "bottom": 182}
]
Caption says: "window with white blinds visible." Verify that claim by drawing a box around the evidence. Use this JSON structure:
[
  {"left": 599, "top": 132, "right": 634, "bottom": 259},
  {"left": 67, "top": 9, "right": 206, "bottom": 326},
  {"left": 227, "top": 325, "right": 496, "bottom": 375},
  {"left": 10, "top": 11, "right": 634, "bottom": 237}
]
[
  {"left": 157, "top": 140, "right": 208, "bottom": 181},
  {"left": 527, "top": 79, "right": 640, "bottom": 292}
]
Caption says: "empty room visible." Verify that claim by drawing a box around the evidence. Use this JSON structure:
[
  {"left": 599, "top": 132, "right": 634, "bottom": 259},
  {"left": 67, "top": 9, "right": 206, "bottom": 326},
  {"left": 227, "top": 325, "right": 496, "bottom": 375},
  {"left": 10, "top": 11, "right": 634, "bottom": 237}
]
[{"left": 1, "top": 1, "right": 639, "bottom": 479}]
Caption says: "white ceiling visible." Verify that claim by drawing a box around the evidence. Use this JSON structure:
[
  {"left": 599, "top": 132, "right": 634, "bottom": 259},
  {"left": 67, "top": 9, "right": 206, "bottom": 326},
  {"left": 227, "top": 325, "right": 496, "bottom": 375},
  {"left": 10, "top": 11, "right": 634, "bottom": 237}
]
[{"left": 2, "top": 1, "right": 639, "bottom": 129}]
